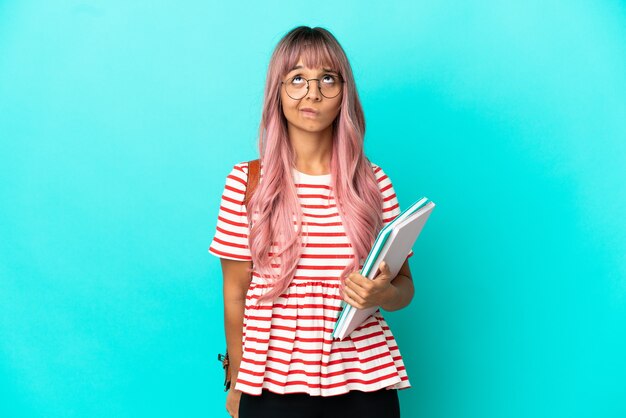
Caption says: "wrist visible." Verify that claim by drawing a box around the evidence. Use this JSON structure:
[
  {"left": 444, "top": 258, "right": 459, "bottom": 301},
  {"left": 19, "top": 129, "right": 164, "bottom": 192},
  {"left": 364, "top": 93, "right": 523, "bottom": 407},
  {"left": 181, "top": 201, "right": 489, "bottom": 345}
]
[{"left": 381, "top": 283, "right": 399, "bottom": 311}]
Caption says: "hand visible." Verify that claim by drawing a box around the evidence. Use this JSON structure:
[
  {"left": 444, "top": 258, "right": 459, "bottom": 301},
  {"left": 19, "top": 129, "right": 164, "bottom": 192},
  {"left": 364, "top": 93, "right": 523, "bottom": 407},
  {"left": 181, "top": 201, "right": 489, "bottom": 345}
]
[
  {"left": 342, "top": 261, "right": 396, "bottom": 310},
  {"left": 226, "top": 387, "right": 242, "bottom": 418}
]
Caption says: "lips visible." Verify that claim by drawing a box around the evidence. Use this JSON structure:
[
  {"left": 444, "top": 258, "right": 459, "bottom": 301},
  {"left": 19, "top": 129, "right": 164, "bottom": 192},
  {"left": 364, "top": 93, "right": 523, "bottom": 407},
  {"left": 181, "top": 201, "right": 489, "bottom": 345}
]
[{"left": 300, "top": 108, "right": 318, "bottom": 116}]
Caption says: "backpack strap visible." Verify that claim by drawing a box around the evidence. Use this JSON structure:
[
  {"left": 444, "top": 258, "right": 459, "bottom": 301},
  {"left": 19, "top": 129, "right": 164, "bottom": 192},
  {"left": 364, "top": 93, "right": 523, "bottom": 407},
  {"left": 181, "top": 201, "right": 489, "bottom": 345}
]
[{"left": 243, "top": 159, "right": 260, "bottom": 210}]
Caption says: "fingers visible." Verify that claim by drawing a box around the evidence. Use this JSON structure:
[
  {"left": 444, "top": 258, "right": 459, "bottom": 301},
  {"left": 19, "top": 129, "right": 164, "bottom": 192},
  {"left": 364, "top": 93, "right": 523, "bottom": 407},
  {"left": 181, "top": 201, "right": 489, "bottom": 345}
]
[
  {"left": 347, "top": 271, "right": 369, "bottom": 290},
  {"left": 343, "top": 261, "right": 394, "bottom": 309},
  {"left": 226, "top": 394, "right": 240, "bottom": 418},
  {"left": 378, "top": 261, "right": 391, "bottom": 278},
  {"left": 343, "top": 290, "right": 364, "bottom": 309},
  {"left": 343, "top": 283, "right": 366, "bottom": 306}
]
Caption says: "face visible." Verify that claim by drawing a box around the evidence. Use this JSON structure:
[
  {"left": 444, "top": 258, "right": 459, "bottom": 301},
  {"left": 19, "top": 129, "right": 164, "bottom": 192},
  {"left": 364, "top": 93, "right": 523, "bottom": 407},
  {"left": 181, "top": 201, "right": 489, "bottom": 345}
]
[{"left": 280, "top": 57, "right": 343, "bottom": 135}]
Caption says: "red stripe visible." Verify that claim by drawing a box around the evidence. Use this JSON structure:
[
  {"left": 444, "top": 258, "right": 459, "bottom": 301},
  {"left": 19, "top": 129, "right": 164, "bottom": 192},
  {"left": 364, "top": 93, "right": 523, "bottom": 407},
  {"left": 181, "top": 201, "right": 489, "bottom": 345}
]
[
  {"left": 243, "top": 354, "right": 351, "bottom": 368},
  {"left": 269, "top": 264, "right": 346, "bottom": 271},
  {"left": 242, "top": 360, "right": 396, "bottom": 379},
  {"left": 383, "top": 203, "right": 399, "bottom": 213},
  {"left": 218, "top": 215, "right": 248, "bottom": 228},
  {"left": 352, "top": 320, "right": 379, "bottom": 332},
  {"left": 212, "top": 236, "right": 248, "bottom": 250},
  {"left": 293, "top": 253, "right": 354, "bottom": 259},
  {"left": 304, "top": 242, "right": 351, "bottom": 248},
  {"left": 222, "top": 194, "right": 245, "bottom": 206},
  {"left": 298, "top": 193, "right": 334, "bottom": 199},
  {"left": 246, "top": 334, "right": 335, "bottom": 345},
  {"left": 209, "top": 247, "right": 251, "bottom": 260},
  {"left": 216, "top": 225, "right": 248, "bottom": 238},
  {"left": 247, "top": 291, "right": 342, "bottom": 301},
  {"left": 355, "top": 340, "right": 387, "bottom": 353},
  {"left": 267, "top": 345, "right": 330, "bottom": 356},
  {"left": 302, "top": 232, "right": 346, "bottom": 237},
  {"left": 245, "top": 313, "right": 338, "bottom": 322},
  {"left": 245, "top": 324, "right": 334, "bottom": 334},
  {"left": 245, "top": 343, "right": 394, "bottom": 358},
  {"left": 275, "top": 361, "right": 395, "bottom": 378},
  {"left": 227, "top": 174, "right": 246, "bottom": 186},
  {"left": 265, "top": 253, "right": 353, "bottom": 259},
  {"left": 252, "top": 303, "right": 342, "bottom": 312},
  {"left": 302, "top": 221, "right": 343, "bottom": 227},
  {"left": 301, "top": 204, "right": 337, "bottom": 209},
  {"left": 219, "top": 205, "right": 246, "bottom": 217},
  {"left": 258, "top": 372, "right": 401, "bottom": 389},
  {"left": 247, "top": 281, "right": 342, "bottom": 289},
  {"left": 350, "top": 329, "right": 385, "bottom": 343},
  {"left": 295, "top": 184, "right": 332, "bottom": 190},
  {"left": 243, "top": 351, "right": 396, "bottom": 368},
  {"left": 248, "top": 277, "right": 341, "bottom": 284},
  {"left": 302, "top": 212, "right": 339, "bottom": 218},
  {"left": 225, "top": 184, "right": 245, "bottom": 195}
]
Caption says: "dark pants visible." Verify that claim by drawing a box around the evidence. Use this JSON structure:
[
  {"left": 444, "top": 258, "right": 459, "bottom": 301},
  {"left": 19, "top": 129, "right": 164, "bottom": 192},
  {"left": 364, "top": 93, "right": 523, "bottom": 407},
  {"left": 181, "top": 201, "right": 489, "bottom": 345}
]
[{"left": 238, "top": 388, "right": 400, "bottom": 418}]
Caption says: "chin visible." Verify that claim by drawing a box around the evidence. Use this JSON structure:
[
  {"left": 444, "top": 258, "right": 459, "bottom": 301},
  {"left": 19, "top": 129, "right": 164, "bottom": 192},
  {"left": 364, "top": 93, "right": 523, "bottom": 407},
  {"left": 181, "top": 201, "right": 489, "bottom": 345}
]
[
  {"left": 286, "top": 117, "right": 332, "bottom": 133},
  {"left": 308, "top": 120, "right": 332, "bottom": 129},
  {"left": 305, "top": 125, "right": 330, "bottom": 133}
]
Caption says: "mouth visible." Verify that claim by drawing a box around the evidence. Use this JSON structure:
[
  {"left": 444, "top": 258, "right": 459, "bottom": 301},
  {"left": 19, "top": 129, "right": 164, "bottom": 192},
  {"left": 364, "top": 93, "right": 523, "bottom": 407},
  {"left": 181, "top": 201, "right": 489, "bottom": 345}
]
[{"left": 300, "top": 109, "right": 318, "bottom": 117}]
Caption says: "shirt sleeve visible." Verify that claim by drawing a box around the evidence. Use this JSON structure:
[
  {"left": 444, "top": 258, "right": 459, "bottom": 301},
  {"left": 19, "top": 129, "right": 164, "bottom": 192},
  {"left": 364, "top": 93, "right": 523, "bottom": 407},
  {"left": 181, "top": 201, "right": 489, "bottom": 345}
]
[
  {"left": 373, "top": 164, "right": 414, "bottom": 259},
  {"left": 208, "top": 162, "right": 253, "bottom": 261}
]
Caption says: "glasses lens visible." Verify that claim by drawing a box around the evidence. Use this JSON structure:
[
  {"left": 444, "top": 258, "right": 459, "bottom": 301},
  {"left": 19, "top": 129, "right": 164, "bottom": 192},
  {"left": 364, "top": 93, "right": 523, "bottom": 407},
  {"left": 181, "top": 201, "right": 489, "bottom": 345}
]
[
  {"left": 285, "top": 76, "right": 307, "bottom": 99},
  {"left": 319, "top": 75, "right": 341, "bottom": 98}
]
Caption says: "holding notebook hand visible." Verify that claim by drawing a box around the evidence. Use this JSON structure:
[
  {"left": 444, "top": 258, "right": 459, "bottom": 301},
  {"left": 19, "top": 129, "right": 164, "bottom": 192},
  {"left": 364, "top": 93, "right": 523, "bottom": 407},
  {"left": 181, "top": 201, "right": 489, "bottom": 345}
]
[
  {"left": 332, "top": 198, "right": 435, "bottom": 340},
  {"left": 342, "top": 261, "right": 397, "bottom": 310}
]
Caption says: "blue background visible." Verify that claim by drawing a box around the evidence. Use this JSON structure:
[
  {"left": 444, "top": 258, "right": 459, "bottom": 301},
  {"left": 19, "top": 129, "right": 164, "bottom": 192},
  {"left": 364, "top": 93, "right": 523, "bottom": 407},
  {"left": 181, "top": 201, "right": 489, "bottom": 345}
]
[{"left": 1, "top": 1, "right": 625, "bottom": 417}]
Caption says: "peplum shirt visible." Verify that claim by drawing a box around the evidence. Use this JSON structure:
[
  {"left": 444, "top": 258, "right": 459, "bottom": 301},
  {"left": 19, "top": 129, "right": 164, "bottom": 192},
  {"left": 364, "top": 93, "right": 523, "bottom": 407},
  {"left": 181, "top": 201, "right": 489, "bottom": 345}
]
[{"left": 208, "top": 161, "right": 413, "bottom": 397}]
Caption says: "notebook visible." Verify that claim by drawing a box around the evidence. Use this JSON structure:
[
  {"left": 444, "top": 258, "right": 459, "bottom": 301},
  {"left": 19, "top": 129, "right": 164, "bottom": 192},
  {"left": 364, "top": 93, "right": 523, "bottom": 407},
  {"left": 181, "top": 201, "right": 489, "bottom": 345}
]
[{"left": 331, "top": 197, "right": 435, "bottom": 340}]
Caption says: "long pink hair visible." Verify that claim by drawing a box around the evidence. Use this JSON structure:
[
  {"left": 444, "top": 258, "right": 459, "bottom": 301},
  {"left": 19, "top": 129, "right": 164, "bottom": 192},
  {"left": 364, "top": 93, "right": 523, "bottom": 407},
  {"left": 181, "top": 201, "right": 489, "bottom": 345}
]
[{"left": 248, "top": 26, "right": 383, "bottom": 303}]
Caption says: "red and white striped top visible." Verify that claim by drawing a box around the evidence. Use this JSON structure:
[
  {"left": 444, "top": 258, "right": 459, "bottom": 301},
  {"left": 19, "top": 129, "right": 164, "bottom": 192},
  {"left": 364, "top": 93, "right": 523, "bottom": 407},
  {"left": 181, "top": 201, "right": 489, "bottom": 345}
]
[{"left": 208, "top": 161, "right": 413, "bottom": 397}]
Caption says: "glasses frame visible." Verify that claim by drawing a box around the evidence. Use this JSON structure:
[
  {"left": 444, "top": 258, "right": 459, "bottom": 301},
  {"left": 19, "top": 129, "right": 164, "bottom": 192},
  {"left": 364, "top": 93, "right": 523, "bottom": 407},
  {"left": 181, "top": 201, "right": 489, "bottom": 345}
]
[{"left": 281, "top": 74, "right": 345, "bottom": 100}]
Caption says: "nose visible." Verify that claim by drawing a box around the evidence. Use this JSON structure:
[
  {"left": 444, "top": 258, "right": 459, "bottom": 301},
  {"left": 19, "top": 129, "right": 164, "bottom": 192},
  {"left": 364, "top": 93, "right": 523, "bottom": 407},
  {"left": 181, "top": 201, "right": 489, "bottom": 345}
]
[{"left": 305, "top": 79, "right": 321, "bottom": 100}]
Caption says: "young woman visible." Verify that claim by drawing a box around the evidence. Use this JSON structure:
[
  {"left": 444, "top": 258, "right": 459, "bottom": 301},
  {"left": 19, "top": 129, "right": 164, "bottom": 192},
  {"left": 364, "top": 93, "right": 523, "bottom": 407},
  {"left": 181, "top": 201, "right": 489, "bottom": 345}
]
[{"left": 209, "top": 26, "right": 414, "bottom": 418}]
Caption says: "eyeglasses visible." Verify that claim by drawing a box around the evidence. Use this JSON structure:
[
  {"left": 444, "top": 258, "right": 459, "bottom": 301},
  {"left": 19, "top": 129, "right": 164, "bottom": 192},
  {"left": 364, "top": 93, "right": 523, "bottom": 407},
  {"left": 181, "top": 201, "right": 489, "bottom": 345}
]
[{"left": 281, "top": 74, "right": 345, "bottom": 100}]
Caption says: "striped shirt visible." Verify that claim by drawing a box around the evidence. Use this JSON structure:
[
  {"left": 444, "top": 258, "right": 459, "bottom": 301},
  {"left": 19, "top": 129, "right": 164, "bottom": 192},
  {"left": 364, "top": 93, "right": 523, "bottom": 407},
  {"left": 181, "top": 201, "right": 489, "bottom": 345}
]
[{"left": 208, "top": 161, "right": 413, "bottom": 397}]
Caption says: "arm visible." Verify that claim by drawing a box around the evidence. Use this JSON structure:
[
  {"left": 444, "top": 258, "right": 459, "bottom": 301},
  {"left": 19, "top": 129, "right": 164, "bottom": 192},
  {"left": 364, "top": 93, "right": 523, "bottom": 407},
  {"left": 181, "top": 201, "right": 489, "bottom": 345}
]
[
  {"left": 380, "top": 258, "right": 414, "bottom": 312},
  {"left": 221, "top": 258, "right": 253, "bottom": 390},
  {"left": 343, "top": 257, "right": 414, "bottom": 312}
]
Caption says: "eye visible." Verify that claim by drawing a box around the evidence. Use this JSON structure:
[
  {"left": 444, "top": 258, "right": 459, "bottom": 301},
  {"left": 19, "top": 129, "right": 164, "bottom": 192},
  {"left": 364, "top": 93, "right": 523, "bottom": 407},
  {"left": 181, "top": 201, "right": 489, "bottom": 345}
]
[
  {"left": 291, "top": 76, "right": 305, "bottom": 85},
  {"left": 322, "top": 74, "right": 337, "bottom": 84}
]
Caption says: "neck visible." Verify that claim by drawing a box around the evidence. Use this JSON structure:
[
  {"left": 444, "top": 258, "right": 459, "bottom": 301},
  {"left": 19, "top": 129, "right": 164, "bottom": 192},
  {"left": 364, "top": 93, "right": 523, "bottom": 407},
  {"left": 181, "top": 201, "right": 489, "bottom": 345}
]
[{"left": 287, "top": 123, "right": 333, "bottom": 175}]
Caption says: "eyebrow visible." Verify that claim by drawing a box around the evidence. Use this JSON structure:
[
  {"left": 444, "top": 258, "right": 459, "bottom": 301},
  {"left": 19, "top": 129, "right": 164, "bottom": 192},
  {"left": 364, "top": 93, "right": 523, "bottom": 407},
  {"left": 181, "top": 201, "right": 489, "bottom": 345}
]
[{"left": 288, "top": 65, "right": 338, "bottom": 74}]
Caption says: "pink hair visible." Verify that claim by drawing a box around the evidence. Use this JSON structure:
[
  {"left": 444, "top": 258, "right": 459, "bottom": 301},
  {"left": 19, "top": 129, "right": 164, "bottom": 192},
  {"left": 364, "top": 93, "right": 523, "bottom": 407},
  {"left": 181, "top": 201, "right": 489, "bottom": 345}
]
[{"left": 247, "top": 26, "right": 383, "bottom": 303}]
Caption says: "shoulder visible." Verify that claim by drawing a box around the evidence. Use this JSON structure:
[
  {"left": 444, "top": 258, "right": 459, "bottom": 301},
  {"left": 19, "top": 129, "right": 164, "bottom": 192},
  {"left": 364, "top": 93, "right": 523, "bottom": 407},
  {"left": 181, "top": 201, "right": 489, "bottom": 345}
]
[
  {"left": 368, "top": 161, "right": 392, "bottom": 184},
  {"left": 233, "top": 161, "right": 250, "bottom": 174},
  {"left": 232, "top": 159, "right": 262, "bottom": 177},
  {"left": 222, "top": 161, "right": 250, "bottom": 190},
  {"left": 368, "top": 161, "right": 397, "bottom": 202}
]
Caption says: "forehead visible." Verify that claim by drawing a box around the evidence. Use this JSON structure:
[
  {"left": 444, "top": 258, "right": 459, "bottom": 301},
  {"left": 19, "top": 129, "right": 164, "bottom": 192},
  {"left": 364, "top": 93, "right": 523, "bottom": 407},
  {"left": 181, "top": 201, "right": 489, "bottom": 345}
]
[{"left": 288, "top": 58, "right": 337, "bottom": 73}]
